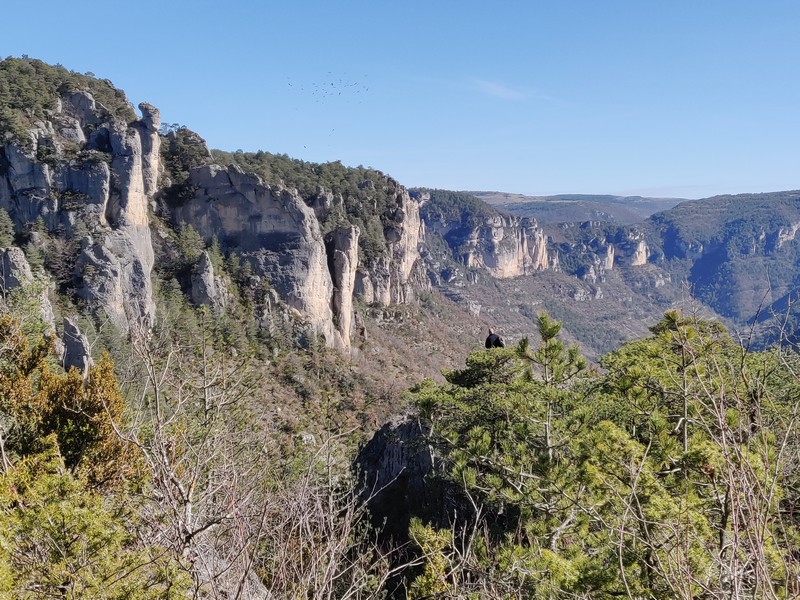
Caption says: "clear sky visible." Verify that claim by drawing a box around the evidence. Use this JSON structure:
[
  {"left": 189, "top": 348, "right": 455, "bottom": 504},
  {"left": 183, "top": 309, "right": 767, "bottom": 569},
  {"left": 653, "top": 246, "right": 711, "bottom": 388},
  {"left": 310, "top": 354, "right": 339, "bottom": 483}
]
[{"left": 3, "top": 1, "right": 800, "bottom": 199}]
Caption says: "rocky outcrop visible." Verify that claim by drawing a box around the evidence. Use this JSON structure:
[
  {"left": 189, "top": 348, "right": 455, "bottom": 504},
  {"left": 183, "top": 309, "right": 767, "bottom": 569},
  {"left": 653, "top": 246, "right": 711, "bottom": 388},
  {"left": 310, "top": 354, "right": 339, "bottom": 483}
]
[
  {"left": 190, "top": 251, "right": 230, "bottom": 311},
  {"left": 328, "top": 226, "right": 359, "bottom": 345},
  {"left": 174, "top": 164, "right": 346, "bottom": 349},
  {"left": 769, "top": 221, "right": 800, "bottom": 252},
  {"left": 0, "top": 247, "right": 33, "bottom": 292},
  {"left": 603, "top": 244, "right": 615, "bottom": 270},
  {"left": 465, "top": 216, "right": 549, "bottom": 278},
  {"left": 630, "top": 239, "right": 650, "bottom": 266},
  {"left": 172, "top": 166, "right": 427, "bottom": 351},
  {"left": 357, "top": 414, "right": 463, "bottom": 541},
  {"left": 0, "top": 93, "right": 157, "bottom": 332},
  {"left": 61, "top": 317, "right": 93, "bottom": 377},
  {"left": 0, "top": 247, "right": 56, "bottom": 334},
  {"left": 356, "top": 188, "right": 426, "bottom": 305},
  {"left": 135, "top": 103, "right": 161, "bottom": 199},
  {"left": 429, "top": 214, "right": 551, "bottom": 279}
]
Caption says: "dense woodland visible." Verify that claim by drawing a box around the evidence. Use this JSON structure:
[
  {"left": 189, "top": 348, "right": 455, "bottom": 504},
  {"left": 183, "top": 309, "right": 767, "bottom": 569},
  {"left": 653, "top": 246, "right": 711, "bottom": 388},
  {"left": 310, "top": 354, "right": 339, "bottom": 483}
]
[{"left": 406, "top": 313, "right": 800, "bottom": 598}]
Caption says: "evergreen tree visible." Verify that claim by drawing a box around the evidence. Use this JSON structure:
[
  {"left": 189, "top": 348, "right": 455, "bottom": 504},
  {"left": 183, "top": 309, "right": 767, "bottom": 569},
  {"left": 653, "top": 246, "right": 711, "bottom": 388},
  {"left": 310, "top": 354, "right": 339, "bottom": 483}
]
[
  {"left": 407, "top": 311, "right": 800, "bottom": 598},
  {"left": 0, "top": 210, "right": 13, "bottom": 248}
]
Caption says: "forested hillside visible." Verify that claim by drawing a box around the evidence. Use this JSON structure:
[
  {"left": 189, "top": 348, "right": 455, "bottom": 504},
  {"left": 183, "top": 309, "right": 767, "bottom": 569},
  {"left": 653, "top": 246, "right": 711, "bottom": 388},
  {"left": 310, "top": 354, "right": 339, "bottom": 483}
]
[
  {"left": 476, "top": 192, "right": 685, "bottom": 224},
  {"left": 648, "top": 191, "right": 800, "bottom": 327}
]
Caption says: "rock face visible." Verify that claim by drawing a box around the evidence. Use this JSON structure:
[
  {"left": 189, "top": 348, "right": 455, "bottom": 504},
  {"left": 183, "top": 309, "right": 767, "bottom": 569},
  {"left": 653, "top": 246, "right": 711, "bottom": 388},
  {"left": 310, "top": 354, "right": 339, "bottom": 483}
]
[
  {"left": 0, "top": 93, "right": 157, "bottom": 332},
  {"left": 464, "top": 217, "right": 549, "bottom": 277},
  {"left": 0, "top": 247, "right": 33, "bottom": 292},
  {"left": 61, "top": 316, "right": 93, "bottom": 377},
  {"left": 171, "top": 166, "right": 427, "bottom": 351},
  {"left": 357, "top": 415, "right": 463, "bottom": 541},
  {"left": 430, "top": 215, "right": 550, "bottom": 279},
  {"left": 554, "top": 224, "right": 653, "bottom": 275},
  {"left": 603, "top": 244, "right": 615, "bottom": 270},
  {"left": 630, "top": 238, "right": 650, "bottom": 266},
  {"left": 1, "top": 82, "right": 432, "bottom": 351},
  {"left": 355, "top": 188, "right": 426, "bottom": 305},
  {"left": 769, "top": 221, "right": 800, "bottom": 252},
  {"left": 0, "top": 247, "right": 56, "bottom": 334},
  {"left": 327, "top": 226, "right": 359, "bottom": 343},
  {"left": 190, "top": 251, "right": 230, "bottom": 311},
  {"left": 173, "top": 165, "right": 348, "bottom": 349}
]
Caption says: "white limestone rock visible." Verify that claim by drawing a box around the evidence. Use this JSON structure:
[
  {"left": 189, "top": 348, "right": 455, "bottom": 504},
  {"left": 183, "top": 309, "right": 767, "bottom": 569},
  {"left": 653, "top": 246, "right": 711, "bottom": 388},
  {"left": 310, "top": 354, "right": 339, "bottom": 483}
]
[
  {"left": 190, "top": 251, "right": 230, "bottom": 311},
  {"left": 175, "top": 164, "right": 345, "bottom": 349},
  {"left": 328, "top": 225, "right": 360, "bottom": 351},
  {"left": 0, "top": 89, "right": 157, "bottom": 333}
]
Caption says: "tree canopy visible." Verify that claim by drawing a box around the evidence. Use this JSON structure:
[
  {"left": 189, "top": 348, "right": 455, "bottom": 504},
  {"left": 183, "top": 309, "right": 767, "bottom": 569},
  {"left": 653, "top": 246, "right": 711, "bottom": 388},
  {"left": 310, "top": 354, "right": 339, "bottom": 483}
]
[{"left": 407, "top": 310, "right": 800, "bottom": 598}]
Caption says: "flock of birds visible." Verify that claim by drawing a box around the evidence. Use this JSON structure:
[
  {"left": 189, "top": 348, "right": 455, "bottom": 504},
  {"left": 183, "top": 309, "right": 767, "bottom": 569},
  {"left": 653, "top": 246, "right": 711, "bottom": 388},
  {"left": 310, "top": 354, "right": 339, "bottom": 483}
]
[
  {"left": 284, "top": 72, "right": 372, "bottom": 150},
  {"left": 286, "top": 72, "right": 370, "bottom": 104}
]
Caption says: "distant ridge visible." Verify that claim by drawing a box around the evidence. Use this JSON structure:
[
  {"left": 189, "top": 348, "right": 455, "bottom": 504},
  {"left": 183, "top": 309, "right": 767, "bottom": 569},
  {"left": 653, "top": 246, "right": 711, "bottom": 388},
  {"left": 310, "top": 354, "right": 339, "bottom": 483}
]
[{"left": 468, "top": 191, "right": 687, "bottom": 224}]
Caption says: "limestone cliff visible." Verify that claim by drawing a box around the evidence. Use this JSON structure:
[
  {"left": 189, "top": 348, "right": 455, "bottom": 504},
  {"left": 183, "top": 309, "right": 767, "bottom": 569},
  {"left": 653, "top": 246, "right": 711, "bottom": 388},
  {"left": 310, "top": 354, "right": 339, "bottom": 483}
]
[
  {"left": 771, "top": 221, "right": 800, "bottom": 251},
  {"left": 166, "top": 162, "right": 429, "bottom": 350},
  {"left": 427, "top": 213, "right": 551, "bottom": 279},
  {"left": 172, "top": 164, "right": 346, "bottom": 348},
  {"left": 0, "top": 90, "right": 157, "bottom": 331},
  {"left": 355, "top": 187, "right": 426, "bottom": 304},
  {"left": 629, "top": 238, "right": 650, "bottom": 266},
  {"left": 0, "top": 69, "right": 432, "bottom": 352},
  {"left": 190, "top": 250, "right": 231, "bottom": 311},
  {"left": 328, "top": 225, "right": 359, "bottom": 343},
  {"left": 0, "top": 247, "right": 56, "bottom": 333}
]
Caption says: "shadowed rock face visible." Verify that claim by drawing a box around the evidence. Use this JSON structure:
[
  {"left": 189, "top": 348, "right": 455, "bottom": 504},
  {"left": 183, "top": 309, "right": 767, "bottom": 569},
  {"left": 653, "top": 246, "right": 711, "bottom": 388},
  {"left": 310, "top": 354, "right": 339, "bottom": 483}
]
[
  {"left": 0, "top": 92, "right": 158, "bottom": 332},
  {"left": 356, "top": 414, "right": 478, "bottom": 545}
]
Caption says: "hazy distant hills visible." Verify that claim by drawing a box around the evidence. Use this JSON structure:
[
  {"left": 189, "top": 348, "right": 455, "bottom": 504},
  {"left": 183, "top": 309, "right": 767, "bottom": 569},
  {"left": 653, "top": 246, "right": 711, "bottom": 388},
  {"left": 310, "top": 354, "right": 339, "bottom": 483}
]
[
  {"left": 646, "top": 190, "right": 800, "bottom": 326},
  {"left": 435, "top": 188, "right": 800, "bottom": 350},
  {"left": 470, "top": 191, "right": 687, "bottom": 224}
]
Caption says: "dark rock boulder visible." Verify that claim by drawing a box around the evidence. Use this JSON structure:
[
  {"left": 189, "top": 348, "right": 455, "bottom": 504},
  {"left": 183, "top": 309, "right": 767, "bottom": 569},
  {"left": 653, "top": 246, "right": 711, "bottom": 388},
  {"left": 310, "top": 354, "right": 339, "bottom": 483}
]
[{"left": 356, "top": 414, "right": 466, "bottom": 541}]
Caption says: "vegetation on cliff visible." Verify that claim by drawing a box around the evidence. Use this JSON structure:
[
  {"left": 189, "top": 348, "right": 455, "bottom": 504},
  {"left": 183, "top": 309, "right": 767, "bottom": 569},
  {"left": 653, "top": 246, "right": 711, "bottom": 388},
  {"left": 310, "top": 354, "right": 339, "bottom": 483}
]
[
  {"left": 646, "top": 192, "right": 800, "bottom": 333},
  {"left": 416, "top": 188, "right": 501, "bottom": 228},
  {"left": 211, "top": 149, "right": 407, "bottom": 261},
  {"left": 0, "top": 57, "right": 135, "bottom": 144},
  {"left": 4, "top": 56, "right": 800, "bottom": 598}
]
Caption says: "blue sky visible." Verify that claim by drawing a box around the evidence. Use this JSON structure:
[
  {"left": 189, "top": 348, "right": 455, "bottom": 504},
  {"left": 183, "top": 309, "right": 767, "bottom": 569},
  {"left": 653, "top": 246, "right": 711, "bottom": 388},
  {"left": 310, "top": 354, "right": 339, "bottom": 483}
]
[{"left": 4, "top": 1, "right": 800, "bottom": 198}]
